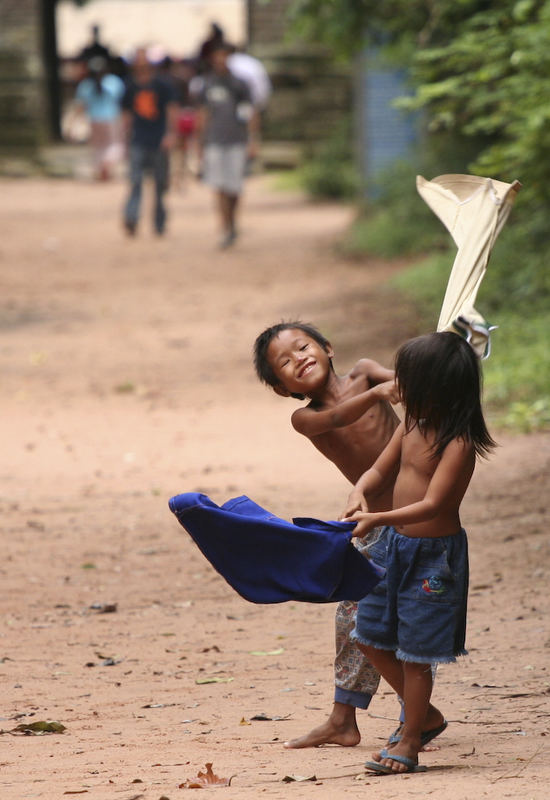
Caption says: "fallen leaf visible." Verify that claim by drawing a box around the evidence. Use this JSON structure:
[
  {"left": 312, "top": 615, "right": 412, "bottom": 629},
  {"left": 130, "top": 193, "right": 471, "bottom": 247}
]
[
  {"left": 114, "top": 382, "right": 135, "bottom": 394},
  {"left": 282, "top": 774, "right": 317, "bottom": 783},
  {"left": 179, "top": 762, "right": 232, "bottom": 788},
  {"left": 239, "top": 717, "right": 251, "bottom": 726},
  {"left": 249, "top": 648, "right": 284, "bottom": 656},
  {"left": 195, "top": 677, "right": 233, "bottom": 685},
  {"left": 11, "top": 720, "right": 66, "bottom": 734}
]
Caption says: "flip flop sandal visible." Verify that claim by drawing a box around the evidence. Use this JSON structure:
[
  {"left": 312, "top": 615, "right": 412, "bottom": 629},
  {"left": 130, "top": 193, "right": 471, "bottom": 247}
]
[
  {"left": 365, "top": 748, "right": 428, "bottom": 774},
  {"left": 388, "top": 719, "right": 448, "bottom": 747}
]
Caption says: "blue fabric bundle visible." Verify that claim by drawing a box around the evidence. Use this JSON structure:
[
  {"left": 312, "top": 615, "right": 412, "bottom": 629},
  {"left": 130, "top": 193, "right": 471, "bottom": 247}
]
[{"left": 169, "top": 492, "right": 383, "bottom": 604}]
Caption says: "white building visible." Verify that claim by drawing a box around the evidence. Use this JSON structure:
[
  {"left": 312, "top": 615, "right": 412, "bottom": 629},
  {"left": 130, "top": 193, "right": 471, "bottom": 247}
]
[{"left": 56, "top": 0, "right": 246, "bottom": 61}]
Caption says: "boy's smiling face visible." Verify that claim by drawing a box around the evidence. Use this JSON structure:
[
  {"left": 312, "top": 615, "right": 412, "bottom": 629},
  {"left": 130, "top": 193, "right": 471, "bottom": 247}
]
[{"left": 266, "top": 328, "right": 334, "bottom": 397}]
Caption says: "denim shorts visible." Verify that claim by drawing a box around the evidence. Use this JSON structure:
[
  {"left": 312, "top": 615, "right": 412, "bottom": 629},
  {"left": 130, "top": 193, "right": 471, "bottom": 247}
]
[{"left": 352, "top": 526, "right": 469, "bottom": 665}]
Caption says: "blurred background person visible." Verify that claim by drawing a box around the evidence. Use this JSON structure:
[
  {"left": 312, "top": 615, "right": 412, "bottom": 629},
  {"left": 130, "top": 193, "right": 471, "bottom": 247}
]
[
  {"left": 227, "top": 44, "right": 271, "bottom": 175},
  {"left": 197, "top": 22, "right": 225, "bottom": 74},
  {"left": 121, "top": 48, "right": 179, "bottom": 236},
  {"left": 78, "top": 23, "right": 111, "bottom": 65},
  {"left": 195, "top": 42, "right": 258, "bottom": 249},
  {"left": 227, "top": 45, "right": 271, "bottom": 113},
  {"left": 169, "top": 58, "right": 198, "bottom": 189},
  {"left": 66, "top": 56, "right": 125, "bottom": 181}
]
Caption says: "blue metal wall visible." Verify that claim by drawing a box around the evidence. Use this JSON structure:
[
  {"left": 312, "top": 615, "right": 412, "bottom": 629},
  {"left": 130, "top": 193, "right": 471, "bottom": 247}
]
[{"left": 356, "top": 49, "right": 418, "bottom": 197}]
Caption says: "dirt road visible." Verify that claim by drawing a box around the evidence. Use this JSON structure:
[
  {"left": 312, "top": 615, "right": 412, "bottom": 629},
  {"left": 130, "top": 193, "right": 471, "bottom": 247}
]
[{"left": 1, "top": 172, "right": 549, "bottom": 799}]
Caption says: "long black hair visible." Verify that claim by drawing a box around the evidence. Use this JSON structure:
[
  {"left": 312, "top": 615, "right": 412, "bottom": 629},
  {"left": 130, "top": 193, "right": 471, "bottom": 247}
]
[
  {"left": 253, "top": 321, "right": 332, "bottom": 389},
  {"left": 88, "top": 56, "right": 108, "bottom": 94},
  {"left": 395, "top": 331, "right": 496, "bottom": 459}
]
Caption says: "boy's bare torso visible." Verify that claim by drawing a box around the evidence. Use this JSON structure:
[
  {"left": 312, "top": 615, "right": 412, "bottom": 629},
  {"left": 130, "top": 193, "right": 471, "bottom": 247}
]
[
  {"left": 307, "top": 364, "right": 399, "bottom": 508},
  {"left": 393, "top": 425, "right": 475, "bottom": 538}
]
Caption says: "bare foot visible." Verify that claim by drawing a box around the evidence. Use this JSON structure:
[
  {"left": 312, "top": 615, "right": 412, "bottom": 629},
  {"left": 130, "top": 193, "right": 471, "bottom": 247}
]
[{"left": 284, "top": 717, "right": 361, "bottom": 749}]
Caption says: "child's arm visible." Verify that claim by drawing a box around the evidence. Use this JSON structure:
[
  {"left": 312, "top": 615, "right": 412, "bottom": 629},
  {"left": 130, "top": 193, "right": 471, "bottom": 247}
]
[
  {"left": 291, "top": 380, "right": 397, "bottom": 438},
  {"left": 347, "top": 437, "right": 473, "bottom": 537},
  {"left": 354, "top": 358, "right": 395, "bottom": 387},
  {"left": 340, "top": 424, "right": 403, "bottom": 518}
]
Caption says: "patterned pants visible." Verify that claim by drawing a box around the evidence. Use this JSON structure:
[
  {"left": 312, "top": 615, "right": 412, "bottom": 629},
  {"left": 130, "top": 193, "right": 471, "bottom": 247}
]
[{"left": 333, "top": 530, "right": 382, "bottom": 709}]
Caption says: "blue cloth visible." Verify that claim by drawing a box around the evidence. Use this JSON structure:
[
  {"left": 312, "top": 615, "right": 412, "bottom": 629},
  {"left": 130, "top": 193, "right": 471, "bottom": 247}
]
[
  {"left": 168, "top": 493, "right": 383, "bottom": 604},
  {"left": 352, "top": 526, "right": 469, "bottom": 664},
  {"left": 76, "top": 74, "right": 125, "bottom": 121}
]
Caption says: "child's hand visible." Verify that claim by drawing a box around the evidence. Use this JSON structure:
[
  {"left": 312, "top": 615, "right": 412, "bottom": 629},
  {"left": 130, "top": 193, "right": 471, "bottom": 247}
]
[
  {"left": 346, "top": 511, "right": 379, "bottom": 538},
  {"left": 374, "top": 379, "right": 400, "bottom": 404},
  {"left": 340, "top": 490, "right": 367, "bottom": 520}
]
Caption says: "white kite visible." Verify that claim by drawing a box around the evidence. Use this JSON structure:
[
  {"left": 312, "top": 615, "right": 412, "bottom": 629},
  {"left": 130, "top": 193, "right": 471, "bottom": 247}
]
[{"left": 416, "top": 173, "right": 521, "bottom": 358}]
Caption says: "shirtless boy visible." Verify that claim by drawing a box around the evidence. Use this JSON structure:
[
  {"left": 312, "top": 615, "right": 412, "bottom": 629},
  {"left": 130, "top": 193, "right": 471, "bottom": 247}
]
[{"left": 253, "top": 321, "right": 402, "bottom": 748}]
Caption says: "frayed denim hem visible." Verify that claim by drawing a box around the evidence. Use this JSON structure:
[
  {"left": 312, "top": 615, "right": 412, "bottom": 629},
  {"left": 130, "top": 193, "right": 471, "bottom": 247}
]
[
  {"left": 350, "top": 631, "right": 398, "bottom": 652},
  {"left": 396, "top": 647, "right": 468, "bottom": 665}
]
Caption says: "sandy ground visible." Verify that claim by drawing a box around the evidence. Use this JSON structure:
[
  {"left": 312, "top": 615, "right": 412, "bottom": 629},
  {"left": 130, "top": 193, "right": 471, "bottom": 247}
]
[{"left": 1, "top": 167, "right": 549, "bottom": 799}]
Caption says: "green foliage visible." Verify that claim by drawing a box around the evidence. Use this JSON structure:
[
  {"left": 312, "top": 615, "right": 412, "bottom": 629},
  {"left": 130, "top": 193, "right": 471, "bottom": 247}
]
[
  {"left": 288, "top": 0, "right": 550, "bottom": 429},
  {"left": 268, "top": 169, "right": 305, "bottom": 192},
  {"left": 287, "top": 0, "right": 485, "bottom": 61},
  {"left": 340, "top": 159, "right": 449, "bottom": 257},
  {"left": 483, "top": 313, "right": 550, "bottom": 431},
  {"left": 501, "top": 398, "right": 550, "bottom": 432},
  {"left": 391, "top": 252, "right": 450, "bottom": 318},
  {"left": 289, "top": 0, "right": 550, "bottom": 208},
  {"left": 300, "top": 159, "right": 358, "bottom": 200},
  {"left": 479, "top": 211, "right": 550, "bottom": 314},
  {"left": 343, "top": 199, "right": 444, "bottom": 259},
  {"left": 391, "top": 257, "right": 550, "bottom": 431},
  {"left": 398, "top": 1, "right": 550, "bottom": 206},
  {"left": 298, "top": 119, "right": 359, "bottom": 199}
]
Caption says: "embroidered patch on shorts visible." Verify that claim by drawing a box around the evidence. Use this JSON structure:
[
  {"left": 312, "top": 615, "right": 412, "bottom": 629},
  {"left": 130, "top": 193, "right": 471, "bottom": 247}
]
[{"left": 422, "top": 577, "right": 445, "bottom": 594}]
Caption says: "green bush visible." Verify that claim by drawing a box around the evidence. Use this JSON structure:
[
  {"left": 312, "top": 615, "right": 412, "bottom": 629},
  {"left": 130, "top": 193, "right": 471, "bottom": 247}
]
[
  {"left": 298, "top": 118, "right": 359, "bottom": 200},
  {"left": 391, "top": 259, "right": 550, "bottom": 431},
  {"left": 391, "top": 251, "right": 450, "bottom": 320},
  {"left": 342, "top": 207, "right": 445, "bottom": 259},
  {"left": 479, "top": 210, "right": 550, "bottom": 315},
  {"left": 483, "top": 313, "right": 550, "bottom": 423},
  {"left": 300, "top": 158, "right": 359, "bottom": 200},
  {"left": 335, "top": 158, "right": 550, "bottom": 431},
  {"left": 339, "top": 159, "right": 449, "bottom": 258}
]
